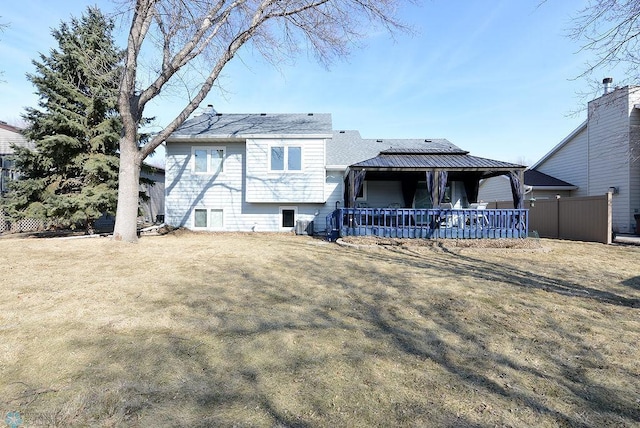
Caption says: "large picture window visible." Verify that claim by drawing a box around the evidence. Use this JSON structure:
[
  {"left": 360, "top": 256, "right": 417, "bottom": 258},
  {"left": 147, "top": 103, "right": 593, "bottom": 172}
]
[
  {"left": 192, "top": 146, "right": 225, "bottom": 174},
  {"left": 270, "top": 145, "right": 302, "bottom": 171}
]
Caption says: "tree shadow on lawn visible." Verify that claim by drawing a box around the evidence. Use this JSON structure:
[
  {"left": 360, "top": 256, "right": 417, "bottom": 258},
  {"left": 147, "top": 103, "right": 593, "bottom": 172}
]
[
  {"left": 622, "top": 275, "right": 640, "bottom": 290},
  {"left": 11, "top": 237, "right": 639, "bottom": 426},
  {"left": 351, "top": 244, "right": 640, "bottom": 424},
  {"left": 399, "top": 244, "right": 640, "bottom": 308}
]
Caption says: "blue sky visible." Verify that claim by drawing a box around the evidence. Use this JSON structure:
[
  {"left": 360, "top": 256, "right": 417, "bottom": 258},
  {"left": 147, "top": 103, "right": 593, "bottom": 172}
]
[{"left": 1, "top": 0, "right": 601, "bottom": 166}]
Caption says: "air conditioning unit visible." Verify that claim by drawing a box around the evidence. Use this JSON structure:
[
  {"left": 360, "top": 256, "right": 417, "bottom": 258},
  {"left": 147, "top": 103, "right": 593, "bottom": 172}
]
[{"left": 295, "top": 220, "right": 313, "bottom": 235}]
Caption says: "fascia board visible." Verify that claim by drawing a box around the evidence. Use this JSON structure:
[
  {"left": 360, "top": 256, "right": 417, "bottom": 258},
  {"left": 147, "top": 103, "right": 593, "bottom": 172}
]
[{"left": 242, "top": 133, "right": 333, "bottom": 139}]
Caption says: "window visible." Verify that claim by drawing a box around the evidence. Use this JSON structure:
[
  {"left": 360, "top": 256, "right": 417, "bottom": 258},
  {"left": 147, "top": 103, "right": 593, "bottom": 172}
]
[
  {"left": 194, "top": 209, "right": 208, "bottom": 227},
  {"left": 192, "top": 146, "right": 225, "bottom": 174},
  {"left": 209, "top": 209, "right": 224, "bottom": 228},
  {"left": 279, "top": 206, "right": 297, "bottom": 229},
  {"left": 356, "top": 181, "right": 368, "bottom": 200},
  {"left": 194, "top": 208, "right": 224, "bottom": 229},
  {"left": 271, "top": 147, "right": 284, "bottom": 170},
  {"left": 282, "top": 210, "right": 295, "bottom": 228},
  {"left": 270, "top": 145, "right": 302, "bottom": 171},
  {"left": 287, "top": 147, "right": 301, "bottom": 170},
  {"left": 210, "top": 149, "right": 224, "bottom": 172},
  {"left": 414, "top": 181, "right": 433, "bottom": 209}
]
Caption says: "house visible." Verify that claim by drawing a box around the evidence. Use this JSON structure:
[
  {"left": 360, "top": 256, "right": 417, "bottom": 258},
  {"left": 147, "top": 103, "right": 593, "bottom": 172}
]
[
  {"left": 140, "top": 166, "right": 166, "bottom": 224},
  {"left": 479, "top": 169, "right": 578, "bottom": 202},
  {"left": 165, "top": 110, "right": 527, "bottom": 238},
  {"left": 92, "top": 165, "right": 166, "bottom": 233},
  {"left": 478, "top": 79, "right": 640, "bottom": 234},
  {"left": 0, "top": 121, "right": 35, "bottom": 195},
  {"left": 1, "top": 121, "right": 165, "bottom": 233}
]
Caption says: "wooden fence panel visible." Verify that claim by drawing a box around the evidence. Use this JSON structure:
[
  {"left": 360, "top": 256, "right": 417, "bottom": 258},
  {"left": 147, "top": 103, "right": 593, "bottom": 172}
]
[{"left": 487, "top": 194, "right": 612, "bottom": 244}]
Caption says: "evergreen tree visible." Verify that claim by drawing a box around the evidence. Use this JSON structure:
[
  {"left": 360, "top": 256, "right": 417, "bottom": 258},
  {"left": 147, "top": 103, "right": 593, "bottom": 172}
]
[{"left": 3, "top": 7, "right": 121, "bottom": 231}]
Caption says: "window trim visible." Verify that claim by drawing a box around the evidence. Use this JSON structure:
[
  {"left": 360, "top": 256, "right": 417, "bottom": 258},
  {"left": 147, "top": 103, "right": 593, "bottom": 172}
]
[
  {"left": 279, "top": 206, "right": 298, "bottom": 230},
  {"left": 192, "top": 146, "right": 226, "bottom": 175},
  {"left": 269, "top": 144, "right": 303, "bottom": 173},
  {"left": 193, "top": 208, "right": 224, "bottom": 230},
  {"left": 356, "top": 181, "right": 368, "bottom": 201}
]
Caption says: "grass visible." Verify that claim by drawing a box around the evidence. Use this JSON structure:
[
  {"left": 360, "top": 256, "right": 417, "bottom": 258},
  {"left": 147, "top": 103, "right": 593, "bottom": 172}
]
[{"left": 0, "top": 231, "right": 638, "bottom": 427}]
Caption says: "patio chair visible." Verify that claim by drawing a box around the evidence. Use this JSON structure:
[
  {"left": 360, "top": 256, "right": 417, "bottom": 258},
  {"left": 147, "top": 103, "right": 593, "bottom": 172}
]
[
  {"left": 467, "top": 202, "right": 489, "bottom": 227},
  {"left": 468, "top": 202, "right": 488, "bottom": 210},
  {"left": 438, "top": 203, "right": 461, "bottom": 228}
]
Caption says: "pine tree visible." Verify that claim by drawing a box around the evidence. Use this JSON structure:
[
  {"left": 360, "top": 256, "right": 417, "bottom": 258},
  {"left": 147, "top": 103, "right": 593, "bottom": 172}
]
[{"left": 3, "top": 7, "right": 121, "bottom": 232}]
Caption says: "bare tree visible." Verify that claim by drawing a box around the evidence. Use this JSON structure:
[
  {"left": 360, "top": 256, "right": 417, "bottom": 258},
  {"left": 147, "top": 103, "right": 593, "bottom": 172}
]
[
  {"left": 112, "top": 0, "right": 410, "bottom": 242},
  {"left": 0, "top": 18, "right": 6, "bottom": 82},
  {"left": 568, "top": 0, "right": 640, "bottom": 83}
]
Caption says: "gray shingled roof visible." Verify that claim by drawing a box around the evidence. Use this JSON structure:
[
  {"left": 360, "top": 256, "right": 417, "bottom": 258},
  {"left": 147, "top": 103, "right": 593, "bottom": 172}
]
[
  {"left": 166, "top": 112, "right": 523, "bottom": 174},
  {"left": 526, "top": 169, "right": 576, "bottom": 188},
  {"left": 351, "top": 153, "right": 523, "bottom": 171},
  {"left": 326, "top": 130, "right": 463, "bottom": 167},
  {"left": 168, "top": 113, "right": 332, "bottom": 139}
]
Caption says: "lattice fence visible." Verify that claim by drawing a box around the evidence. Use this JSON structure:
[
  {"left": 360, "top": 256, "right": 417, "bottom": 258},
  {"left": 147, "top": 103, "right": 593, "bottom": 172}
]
[{"left": 0, "top": 210, "right": 47, "bottom": 233}]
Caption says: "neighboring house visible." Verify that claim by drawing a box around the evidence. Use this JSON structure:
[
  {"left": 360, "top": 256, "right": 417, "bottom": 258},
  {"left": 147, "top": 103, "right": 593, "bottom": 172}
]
[
  {"left": 93, "top": 165, "right": 166, "bottom": 233},
  {"left": 165, "top": 111, "right": 525, "bottom": 234},
  {"left": 479, "top": 169, "right": 577, "bottom": 202},
  {"left": 0, "top": 121, "right": 35, "bottom": 195},
  {"left": 479, "top": 80, "right": 640, "bottom": 234},
  {"left": 140, "top": 166, "right": 166, "bottom": 224},
  {"left": 1, "top": 121, "right": 165, "bottom": 232}
]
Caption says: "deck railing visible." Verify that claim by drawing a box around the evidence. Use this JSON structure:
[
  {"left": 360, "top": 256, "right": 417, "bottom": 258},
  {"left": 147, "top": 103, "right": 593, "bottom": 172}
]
[{"left": 326, "top": 208, "right": 528, "bottom": 240}]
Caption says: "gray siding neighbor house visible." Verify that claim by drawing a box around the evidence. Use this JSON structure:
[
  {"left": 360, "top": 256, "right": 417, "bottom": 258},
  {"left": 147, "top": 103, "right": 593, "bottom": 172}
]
[
  {"left": 479, "top": 81, "right": 640, "bottom": 234},
  {"left": 165, "top": 110, "right": 525, "bottom": 235},
  {"left": 0, "top": 122, "right": 35, "bottom": 195}
]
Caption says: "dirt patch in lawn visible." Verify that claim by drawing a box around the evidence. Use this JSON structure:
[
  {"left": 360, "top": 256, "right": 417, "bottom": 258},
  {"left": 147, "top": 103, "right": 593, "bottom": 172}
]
[
  {"left": 0, "top": 233, "right": 638, "bottom": 426},
  {"left": 339, "top": 236, "right": 546, "bottom": 251}
]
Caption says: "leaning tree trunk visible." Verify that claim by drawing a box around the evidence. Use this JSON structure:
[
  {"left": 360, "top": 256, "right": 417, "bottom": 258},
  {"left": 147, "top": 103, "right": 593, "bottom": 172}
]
[{"left": 112, "top": 136, "right": 142, "bottom": 242}]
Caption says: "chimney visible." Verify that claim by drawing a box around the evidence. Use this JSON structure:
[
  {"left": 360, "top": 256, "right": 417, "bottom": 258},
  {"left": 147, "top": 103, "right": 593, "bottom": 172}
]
[
  {"left": 202, "top": 104, "right": 217, "bottom": 115},
  {"left": 603, "top": 77, "right": 613, "bottom": 94}
]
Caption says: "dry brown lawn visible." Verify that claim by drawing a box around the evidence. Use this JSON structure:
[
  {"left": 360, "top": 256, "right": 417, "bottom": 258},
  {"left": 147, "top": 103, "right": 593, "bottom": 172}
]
[{"left": 0, "top": 232, "right": 638, "bottom": 427}]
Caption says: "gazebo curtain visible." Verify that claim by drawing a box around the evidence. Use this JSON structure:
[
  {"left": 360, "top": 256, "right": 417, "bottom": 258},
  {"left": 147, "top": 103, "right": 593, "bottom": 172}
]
[
  {"left": 401, "top": 178, "right": 418, "bottom": 208},
  {"left": 509, "top": 170, "right": 524, "bottom": 209},
  {"left": 343, "top": 168, "right": 524, "bottom": 210},
  {"left": 344, "top": 169, "right": 367, "bottom": 208},
  {"left": 463, "top": 175, "right": 481, "bottom": 204},
  {"left": 426, "top": 170, "right": 448, "bottom": 207}
]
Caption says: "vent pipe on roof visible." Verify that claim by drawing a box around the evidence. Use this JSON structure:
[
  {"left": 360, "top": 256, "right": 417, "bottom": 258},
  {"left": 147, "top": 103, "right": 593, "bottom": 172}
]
[{"left": 603, "top": 77, "right": 613, "bottom": 94}]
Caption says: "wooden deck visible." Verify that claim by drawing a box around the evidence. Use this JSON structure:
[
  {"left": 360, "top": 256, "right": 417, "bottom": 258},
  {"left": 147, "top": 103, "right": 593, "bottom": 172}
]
[{"left": 326, "top": 208, "right": 529, "bottom": 241}]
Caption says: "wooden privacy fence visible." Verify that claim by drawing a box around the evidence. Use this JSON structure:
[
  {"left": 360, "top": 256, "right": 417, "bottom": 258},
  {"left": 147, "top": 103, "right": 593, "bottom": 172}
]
[{"left": 488, "top": 193, "right": 612, "bottom": 244}]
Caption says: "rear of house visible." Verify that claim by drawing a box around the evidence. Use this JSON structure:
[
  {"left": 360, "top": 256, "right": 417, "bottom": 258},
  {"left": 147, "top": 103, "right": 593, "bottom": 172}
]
[
  {"left": 164, "top": 112, "right": 333, "bottom": 233},
  {"left": 164, "top": 110, "right": 526, "bottom": 237}
]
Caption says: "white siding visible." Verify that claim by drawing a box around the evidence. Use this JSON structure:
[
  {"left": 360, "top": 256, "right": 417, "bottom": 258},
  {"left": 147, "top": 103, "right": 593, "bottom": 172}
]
[
  {"left": 165, "top": 140, "right": 328, "bottom": 233},
  {"left": 165, "top": 141, "right": 244, "bottom": 229},
  {"left": 245, "top": 137, "right": 326, "bottom": 203},
  {"left": 532, "top": 87, "right": 640, "bottom": 233},
  {"left": 364, "top": 181, "right": 404, "bottom": 207},
  {"left": 629, "top": 107, "right": 640, "bottom": 232},
  {"left": 478, "top": 176, "right": 512, "bottom": 202},
  {"left": 587, "top": 90, "right": 634, "bottom": 233},
  {"left": 315, "top": 170, "right": 344, "bottom": 232},
  {"left": 537, "top": 127, "right": 589, "bottom": 197}
]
